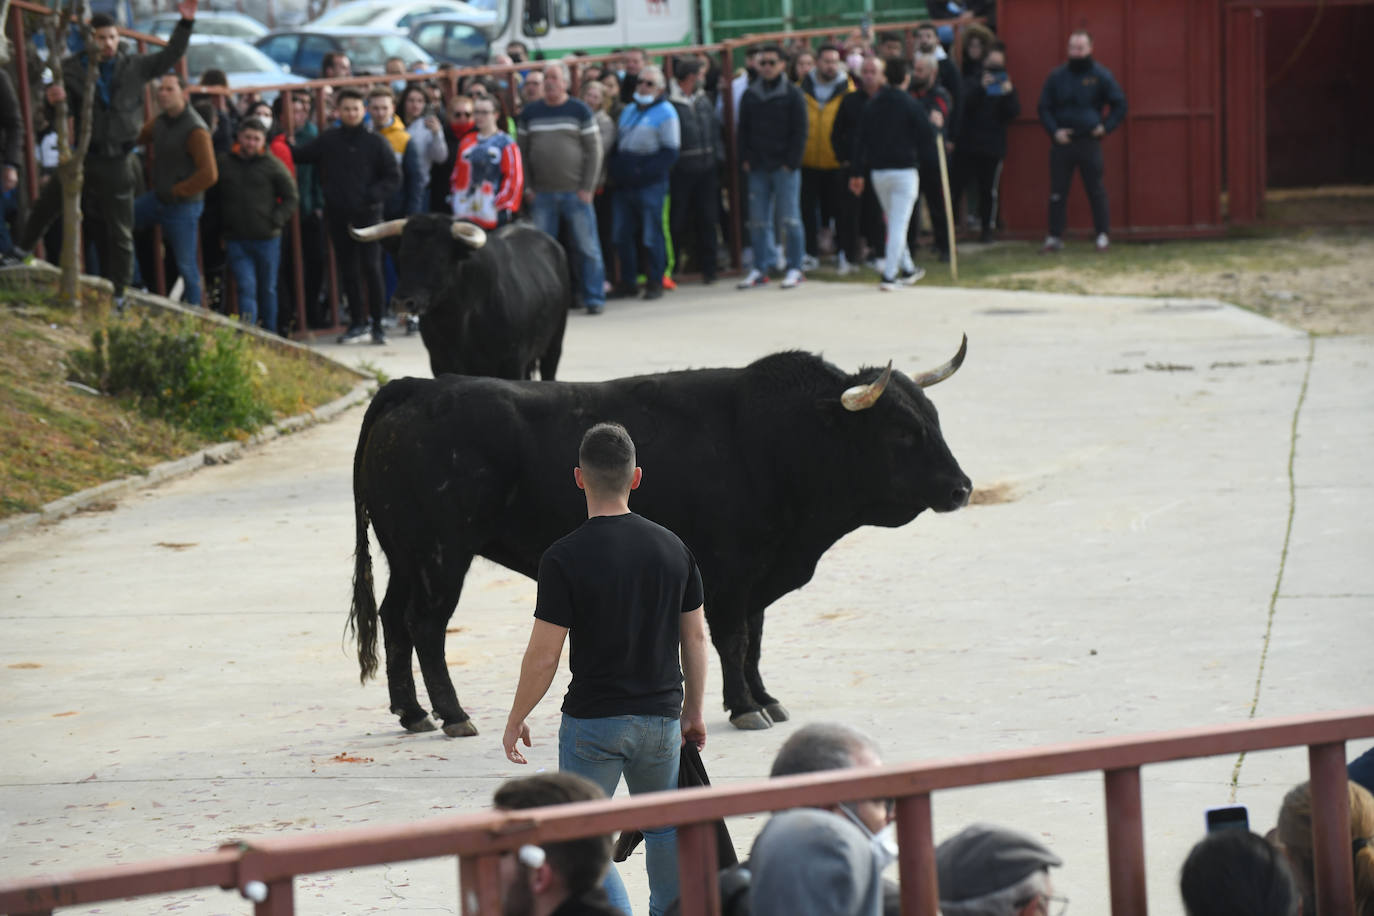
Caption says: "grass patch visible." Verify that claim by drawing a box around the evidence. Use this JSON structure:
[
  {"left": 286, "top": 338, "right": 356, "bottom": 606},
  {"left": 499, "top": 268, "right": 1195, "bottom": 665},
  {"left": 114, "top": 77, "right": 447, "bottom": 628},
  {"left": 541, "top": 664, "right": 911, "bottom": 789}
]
[{"left": 0, "top": 285, "right": 362, "bottom": 519}]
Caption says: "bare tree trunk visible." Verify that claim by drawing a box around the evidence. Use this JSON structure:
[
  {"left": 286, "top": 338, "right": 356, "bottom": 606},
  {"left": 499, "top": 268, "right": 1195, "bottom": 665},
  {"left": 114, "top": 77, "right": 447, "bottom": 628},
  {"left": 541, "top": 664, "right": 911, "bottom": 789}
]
[{"left": 44, "top": 0, "right": 96, "bottom": 307}]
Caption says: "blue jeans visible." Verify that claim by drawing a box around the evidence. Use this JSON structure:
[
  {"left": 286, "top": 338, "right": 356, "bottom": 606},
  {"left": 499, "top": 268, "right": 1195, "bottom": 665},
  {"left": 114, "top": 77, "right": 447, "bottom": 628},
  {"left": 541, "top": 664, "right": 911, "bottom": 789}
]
[
  {"left": 560, "top": 713, "right": 681, "bottom": 916},
  {"left": 533, "top": 191, "right": 605, "bottom": 308},
  {"left": 134, "top": 194, "right": 204, "bottom": 305},
  {"left": 612, "top": 180, "right": 668, "bottom": 288},
  {"left": 747, "top": 167, "right": 804, "bottom": 273},
  {"left": 226, "top": 238, "right": 282, "bottom": 332}
]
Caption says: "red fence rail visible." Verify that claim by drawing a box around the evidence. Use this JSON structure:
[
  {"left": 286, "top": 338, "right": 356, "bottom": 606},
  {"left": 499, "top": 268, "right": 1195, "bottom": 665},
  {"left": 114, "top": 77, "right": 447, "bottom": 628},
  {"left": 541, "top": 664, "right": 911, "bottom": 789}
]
[{"left": 2, "top": 709, "right": 1371, "bottom": 916}]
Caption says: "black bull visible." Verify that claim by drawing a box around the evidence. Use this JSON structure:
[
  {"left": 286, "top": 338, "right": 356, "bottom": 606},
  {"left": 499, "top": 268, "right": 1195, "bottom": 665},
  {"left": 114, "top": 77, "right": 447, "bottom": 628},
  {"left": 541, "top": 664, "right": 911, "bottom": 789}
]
[
  {"left": 351, "top": 215, "right": 569, "bottom": 380},
  {"left": 349, "top": 341, "right": 971, "bottom": 736}
]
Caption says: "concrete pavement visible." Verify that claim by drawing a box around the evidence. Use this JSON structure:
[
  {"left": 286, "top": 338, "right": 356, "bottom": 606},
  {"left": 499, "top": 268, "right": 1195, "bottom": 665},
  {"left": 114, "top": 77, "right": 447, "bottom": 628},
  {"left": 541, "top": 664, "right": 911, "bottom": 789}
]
[{"left": 2, "top": 277, "right": 1371, "bottom": 914}]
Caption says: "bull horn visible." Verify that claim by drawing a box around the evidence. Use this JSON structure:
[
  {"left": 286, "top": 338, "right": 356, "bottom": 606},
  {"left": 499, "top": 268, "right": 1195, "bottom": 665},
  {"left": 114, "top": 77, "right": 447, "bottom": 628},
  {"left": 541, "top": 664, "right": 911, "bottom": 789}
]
[
  {"left": 451, "top": 221, "right": 488, "bottom": 248},
  {"left": 910, "top": 334, "right": 968, "bottom": 389},
  {"left": 348, "top": 218, "right": 407, "bottom": 242},
  {"left": 841, "top": 360, "right": 894, "bottom": 412}
]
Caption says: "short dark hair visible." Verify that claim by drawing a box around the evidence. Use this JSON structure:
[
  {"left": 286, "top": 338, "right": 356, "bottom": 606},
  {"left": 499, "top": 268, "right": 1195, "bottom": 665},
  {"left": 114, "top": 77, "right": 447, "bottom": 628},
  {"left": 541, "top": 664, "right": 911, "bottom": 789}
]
[
  {"left": 238, "top": 117, "right": 269, "bottom": 136},
  {"left": 199, "top": 68, "right": 229, "bottom": 88},
  {"left": 989, "top": 40, "right": 1007, "bottom": 54},
  {"left": 816, "top": 43, "right": 841, "bottom": 59},
  {"left": 916, "top": 20, "right": 937, "bottom": 34},
  {"left": 1179, "top": 831, "right": 1301, "bottom": 916},
  {"left": 192, "top": 100, "right": 217, "bottom": 129},
  {"left": 321, "top": 51, "right": 349, "bottom": 74},
  {"left": 366, "top": 85, "right": 397, "bottom": 104},
  {"left": 674, "top": 57, "right": 703, "bottom": 81},
  {"left": 89, "top": 12, "right": 116, "bottom": 29},
  {"left": 493, "top": 773, "right": 611, "bottom": 897},
  {"left": 884, "top": 56, "right": 908, "bottom": 86},
  {"left": 877, "top": 31, "right": 902, "bottom": 46},
  {"left": 770, "top": 723, "right": 880, "bottom": 778},
  {"left": 159, "top": 71, "right": 187, "bottom": 90},
  {"left": 1070, "top": 28, "right": 1093, "bottom": 43},
  {"left": 335, "top": 87, "right": 365, "bottom": 105},
  {"left": 578, "top": 423, "right": 636, "bottom": 494},
  {"left": 757, "top": 43, "right": 782, "bottom": 59}
]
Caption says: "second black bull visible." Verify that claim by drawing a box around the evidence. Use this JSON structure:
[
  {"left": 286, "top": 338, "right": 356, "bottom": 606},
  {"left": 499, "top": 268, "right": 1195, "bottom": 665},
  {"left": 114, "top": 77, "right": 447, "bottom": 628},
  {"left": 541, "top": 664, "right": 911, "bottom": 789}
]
[
  {"left": 351, "top": 214, "right": 569, "bottom": 380},
  {"left": 349, "top": 341, "right": 971, "bottom": 736}
]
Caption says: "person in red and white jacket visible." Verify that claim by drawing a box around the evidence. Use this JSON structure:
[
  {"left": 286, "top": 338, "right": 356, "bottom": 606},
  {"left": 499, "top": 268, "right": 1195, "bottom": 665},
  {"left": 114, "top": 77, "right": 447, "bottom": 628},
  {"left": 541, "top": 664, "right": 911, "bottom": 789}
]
[{"left": 451, "top": 95, "right": 523, "bottom": 229}]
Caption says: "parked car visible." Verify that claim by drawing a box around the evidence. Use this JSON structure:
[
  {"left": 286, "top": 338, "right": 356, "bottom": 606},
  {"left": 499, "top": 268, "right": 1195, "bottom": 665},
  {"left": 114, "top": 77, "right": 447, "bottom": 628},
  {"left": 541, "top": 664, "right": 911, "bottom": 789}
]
[
  {"left": 255, "top": 27, "right": 437, "bottom": 77},
  {"left": 184, "top": 35, "right": 306, "bottom": 98},
  {"left": 408, "top": 15, "right": 489, "bottom": 65},
  {"left": 138, "top": 10, "right": 268, "bottom": 40},
  {"left": 308, "top": 0, "right": 495, "bottom": 32}
]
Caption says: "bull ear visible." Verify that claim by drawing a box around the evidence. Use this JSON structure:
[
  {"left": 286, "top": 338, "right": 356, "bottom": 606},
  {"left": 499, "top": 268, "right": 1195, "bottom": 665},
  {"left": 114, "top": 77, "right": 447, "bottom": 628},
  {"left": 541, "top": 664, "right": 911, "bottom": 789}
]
[
  {"left": 451, "top": 221, "right": 488, "bottom": 248},
  {"left": 840, "top": 360, "right": 893, "bottom": 411}
]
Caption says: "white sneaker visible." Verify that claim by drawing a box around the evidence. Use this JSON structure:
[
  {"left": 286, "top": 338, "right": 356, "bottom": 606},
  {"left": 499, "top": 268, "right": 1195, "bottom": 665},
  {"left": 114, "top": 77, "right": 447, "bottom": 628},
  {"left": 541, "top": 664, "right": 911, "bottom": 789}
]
[
  {"left": 800, "top": 254, "right": 820, "bottom": 271},
  {"left": 898, "top": 266, "right": 926, "bottom": 286},
  {"left": 1041, "top": 235, "right": 1064, "bottom": 253},
  {"left": 1095, "top": 232, "right": 1110, "bottom": 251},
  {"left": 878, "top": 277, "right": 899, "bottom": 292},
  {"left": 781, "top": 268, "right": 803, "bottom": 289},
  {"left": 835, "top": 251, "right": 854, "bottom": 276},
  {"left": 737, "top": 269, "right": 768, "bottom": 289}
]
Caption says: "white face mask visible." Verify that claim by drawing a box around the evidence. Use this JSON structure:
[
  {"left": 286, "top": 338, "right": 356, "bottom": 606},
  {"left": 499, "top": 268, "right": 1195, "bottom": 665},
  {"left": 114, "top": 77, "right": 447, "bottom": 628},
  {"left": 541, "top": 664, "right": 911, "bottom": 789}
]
[
  {"left": 838, "top": 804, "right": 898, "bottom": 871},
  {"left": 633, "top": 91, "right": 656, "bottom": 105}
]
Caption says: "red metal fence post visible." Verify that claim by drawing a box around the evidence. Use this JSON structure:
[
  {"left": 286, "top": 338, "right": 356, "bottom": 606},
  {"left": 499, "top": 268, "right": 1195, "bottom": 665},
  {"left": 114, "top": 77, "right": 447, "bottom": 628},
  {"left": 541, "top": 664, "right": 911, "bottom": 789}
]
[
  {"left": 719, "top": 42, "right": 741, "bottom": 271},
  {"left": 675, "top": 821, "right": 722, "bottom": 916},
  {"left": 894, "top": 793, "right": 940, "bottom": 916},
  {"left": 458, "top": 853, "right": 502, "bottom": 916},
  {"left": 1309, "top": 741, "right": 1355, "bottom": 916},
  {"left": 252, "top": 877, "right": 295, "bottom": 915},
  {"left": 1104, "top": 766, "right": 1148, "bottom": 916}
]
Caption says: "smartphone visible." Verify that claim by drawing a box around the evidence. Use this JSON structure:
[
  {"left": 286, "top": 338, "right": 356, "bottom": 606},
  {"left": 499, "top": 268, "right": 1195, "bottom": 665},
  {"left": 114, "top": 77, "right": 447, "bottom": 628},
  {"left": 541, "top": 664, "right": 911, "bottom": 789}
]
[{"left": 1205, "top": 804, "right": 1249, "bottom": 833}]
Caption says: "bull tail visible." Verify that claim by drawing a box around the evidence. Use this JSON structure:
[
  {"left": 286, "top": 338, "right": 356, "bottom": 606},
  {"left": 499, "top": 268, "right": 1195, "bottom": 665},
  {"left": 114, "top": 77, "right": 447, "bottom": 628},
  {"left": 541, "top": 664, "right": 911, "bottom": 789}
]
[{"left": 347, "top": 380, "right": 420, "bottom": 683}]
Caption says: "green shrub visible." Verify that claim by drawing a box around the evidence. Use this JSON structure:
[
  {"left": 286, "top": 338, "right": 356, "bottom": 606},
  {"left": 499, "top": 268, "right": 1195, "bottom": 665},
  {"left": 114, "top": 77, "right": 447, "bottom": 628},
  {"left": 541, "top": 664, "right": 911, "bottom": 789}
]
[{"left": 67, "top": 318, "right": 272, "bottom": 439}]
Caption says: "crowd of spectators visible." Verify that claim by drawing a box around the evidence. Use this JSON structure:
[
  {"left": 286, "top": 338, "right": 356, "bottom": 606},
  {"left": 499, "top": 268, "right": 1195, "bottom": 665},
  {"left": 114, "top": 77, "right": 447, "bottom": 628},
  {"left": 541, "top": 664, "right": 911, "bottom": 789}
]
[{"left": 0, "top": 9, "right": 1130, "bottom": 326}]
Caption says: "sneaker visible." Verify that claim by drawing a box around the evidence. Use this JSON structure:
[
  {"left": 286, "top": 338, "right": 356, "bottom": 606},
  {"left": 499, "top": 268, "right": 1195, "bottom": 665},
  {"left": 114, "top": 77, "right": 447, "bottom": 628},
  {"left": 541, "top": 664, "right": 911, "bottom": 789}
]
[
  {"left": 898, "top": 266, "right": 926, "bottom": 286},
  {"left": 835, "top": 251, "right": 854, "bottom": 276},
  {"left": 585, "top": 303, "right": 604, "bottom": 315},
  {"left": 642, "top": 285, "right": 664, "bottom": 301},
  {"left": 737, "top": 269, "right": 768, "bottom": 289},
  {"left": 878, "top": 277, "right": 899, "bottom": 292},
  {"left": 404, "top": 315, "right": 420, "bottom": 336},
  {"left": 780, "top": 268, "right": 803, "bottom": 289},
  {"left": 371, "top": 330, "right": 388, "bottom": 345},
  {"left": 801, "top": 254, "right": 820, "bottom": 271},
  {"left": 338, "top": 325, "right": 369, "bottom": 343},
  {"left": 1095, "top": 232, "right": 1110, "bottom": 251},
  {"left": 113, "top": 294, "right": 128, "bottom": 314},
  {"left": 978, "top": 227, "right": 994, "bottom": 244},
  {"left": 1041, "top": 235, "right": 1063, "bottom": 253}
]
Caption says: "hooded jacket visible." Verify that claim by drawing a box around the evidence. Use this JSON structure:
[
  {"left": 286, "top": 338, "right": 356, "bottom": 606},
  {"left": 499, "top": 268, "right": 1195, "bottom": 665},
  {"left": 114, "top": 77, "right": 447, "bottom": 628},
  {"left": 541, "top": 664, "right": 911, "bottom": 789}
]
[
  {"left": 1037, "top": 58, "right": 1127, "bottom": 138},
  {"left": 668, "top": 81, "right": 722, "bottom": 175},
  {"left": 738, "top": 75, "right": 807, "bottom": 172},
  {"left": 609, "top": 94, "right": 680, "bottom": 189},
  {"left": 291, "top": 122, "right": 399, "bottom": 222},
  {"left": 800, "top": 71, "right": 851, "bottom": 171},
  {"left": 214, "top": 146, "right": 298, "bottom": 240}
]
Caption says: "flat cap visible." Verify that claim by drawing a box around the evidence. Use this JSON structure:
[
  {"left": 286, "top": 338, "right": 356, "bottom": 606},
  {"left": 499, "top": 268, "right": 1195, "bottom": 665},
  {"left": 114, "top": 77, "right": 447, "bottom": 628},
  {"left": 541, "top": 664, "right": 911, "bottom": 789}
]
[
  {"left": 936, "top": 823, "right": 1062, "bottom": 902},
  {"left": 749, "top": 808, "right": 883, "bottom": 916}
]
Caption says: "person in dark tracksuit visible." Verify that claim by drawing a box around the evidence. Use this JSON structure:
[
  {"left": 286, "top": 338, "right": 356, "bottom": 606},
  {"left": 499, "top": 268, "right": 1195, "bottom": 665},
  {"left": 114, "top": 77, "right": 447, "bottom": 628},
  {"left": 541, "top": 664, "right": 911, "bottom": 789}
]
[
  {"left": 291, "top": 88, "right": 399, "bottom": 345},
  {"left": 953, "top": 41, "right": 1020, "bottom": 243},
  {"left": 1037, "top": 28, "right": 1127, "bottom": 252},
  {"left": 830, "top": 55, "right": 887, "bottom": 274},
  {"left": 668, "top": 58, "right": 722, "bottom": 284}
]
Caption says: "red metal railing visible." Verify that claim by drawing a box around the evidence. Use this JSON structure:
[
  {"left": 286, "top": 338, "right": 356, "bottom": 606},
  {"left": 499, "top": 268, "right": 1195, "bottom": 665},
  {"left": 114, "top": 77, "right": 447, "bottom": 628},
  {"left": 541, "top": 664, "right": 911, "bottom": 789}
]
[
  {"left": 3, "top": 2, "right": 971, "bottom": 336},
  {"left": 2, "top": 709, "right": 1370, "bottom": 916}
]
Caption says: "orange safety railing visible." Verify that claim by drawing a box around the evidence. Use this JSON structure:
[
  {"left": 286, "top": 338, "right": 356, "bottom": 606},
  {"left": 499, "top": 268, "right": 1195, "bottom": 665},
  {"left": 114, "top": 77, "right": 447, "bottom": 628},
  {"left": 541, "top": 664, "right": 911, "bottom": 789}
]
[
  {"left": 2, "top": 709, "right": 1371, "bottom": 916},
  {"left": 3, "top": 2, "right": 976, "bottom": 337}
]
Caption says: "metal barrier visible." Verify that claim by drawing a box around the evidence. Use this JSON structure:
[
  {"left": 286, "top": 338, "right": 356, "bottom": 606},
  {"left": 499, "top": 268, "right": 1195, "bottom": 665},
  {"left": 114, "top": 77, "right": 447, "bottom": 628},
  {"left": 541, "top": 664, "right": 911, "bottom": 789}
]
[
  {"left": 2, "top": 2, "right": 971, "bottom": 337},
  {"left": 2, "top": 709, "right": 1370, "bottom": 916}
]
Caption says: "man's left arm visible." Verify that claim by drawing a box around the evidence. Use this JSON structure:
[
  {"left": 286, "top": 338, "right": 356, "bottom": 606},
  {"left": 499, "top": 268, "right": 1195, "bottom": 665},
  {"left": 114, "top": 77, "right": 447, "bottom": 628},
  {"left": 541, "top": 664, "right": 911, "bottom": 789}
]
[
  {"left": 680, "top": 607, "right": 707, "bottom": 750},
  {"left": 1098, "top": 69, "right": 1128, "bottom": 135},
  {"left": 786, "top": 87, "right": 808, "bottom": 171},
  {"left": 503, "top": 618, "right": 569, "bottom": 764},
  {"left": 138, "top": 0, "right": 197, "bottom": 80},
  {"left": 171, "top": 127, "right": 217, "bottom": 199},
  {"left": 269, "top": 158, "right": 299, "bottom": 230}
]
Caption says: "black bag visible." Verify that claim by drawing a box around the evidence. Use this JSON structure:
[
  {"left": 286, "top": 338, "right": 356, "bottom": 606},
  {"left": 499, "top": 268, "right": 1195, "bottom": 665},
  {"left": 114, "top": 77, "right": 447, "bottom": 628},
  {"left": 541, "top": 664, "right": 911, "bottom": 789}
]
[{"left": 612, "top": 744, "right": 738, "bottom": 868}]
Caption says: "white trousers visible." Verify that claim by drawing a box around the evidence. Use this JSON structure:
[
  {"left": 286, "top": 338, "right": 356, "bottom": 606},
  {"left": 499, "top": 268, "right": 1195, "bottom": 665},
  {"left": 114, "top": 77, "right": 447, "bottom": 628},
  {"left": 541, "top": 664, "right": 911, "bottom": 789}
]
[{"left": 870, "top": 168, "right": 920, "bottom": 280}]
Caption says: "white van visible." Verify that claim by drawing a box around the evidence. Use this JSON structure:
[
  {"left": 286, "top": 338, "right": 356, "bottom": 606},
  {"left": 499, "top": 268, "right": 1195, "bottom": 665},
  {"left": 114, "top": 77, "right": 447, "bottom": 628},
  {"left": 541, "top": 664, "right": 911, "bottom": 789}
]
[{"left": 482, "top": 0, "right": 696, "bottom": 57}]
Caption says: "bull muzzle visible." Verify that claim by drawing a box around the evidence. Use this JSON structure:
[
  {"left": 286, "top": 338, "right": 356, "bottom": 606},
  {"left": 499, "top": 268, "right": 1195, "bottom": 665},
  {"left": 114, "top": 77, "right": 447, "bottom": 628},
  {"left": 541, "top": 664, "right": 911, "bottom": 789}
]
[
  {"left": 839, "top": 335, "right": 968, "bottom": 412},
  {"left": 450, "top": 221, "right": 487, "bottom": 248},
  {"left": 349, "top": 219, "right": 408, "bottom": 242}
]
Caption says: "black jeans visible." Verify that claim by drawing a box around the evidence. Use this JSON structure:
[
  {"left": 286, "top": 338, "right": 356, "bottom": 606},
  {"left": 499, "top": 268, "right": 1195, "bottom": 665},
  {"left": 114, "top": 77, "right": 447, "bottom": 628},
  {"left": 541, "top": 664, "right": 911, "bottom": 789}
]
[
  {"left": 669, "top": 167, "right": 719, "bottom": 280},
  {"left": 953, "top": 151, "right": 1005, "bottom": 234},
  {"left": 22, "top": 152, "right": 136, "bottom": 294},
  {"left": 911, "top": 157, "right": 950, "bottom": 257},
  {"left": 324, "top": 210, "right": 384, "bottom": 332},
  {"left": 1049, "top": 137, "right": 1109, "bottom": 237},
  {"left": 800, "top": 167, "right": 845, "bottom": 256}
]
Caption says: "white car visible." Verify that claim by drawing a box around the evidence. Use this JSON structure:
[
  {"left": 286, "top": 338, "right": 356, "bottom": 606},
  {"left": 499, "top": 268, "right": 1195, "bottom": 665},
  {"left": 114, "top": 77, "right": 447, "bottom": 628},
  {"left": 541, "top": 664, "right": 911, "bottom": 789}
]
[
  {"left": 184, "top": 36, "right": 306, "bottom": 100},
  {"left": 308, "top": 0, "right": 495, "bottom": 32}
]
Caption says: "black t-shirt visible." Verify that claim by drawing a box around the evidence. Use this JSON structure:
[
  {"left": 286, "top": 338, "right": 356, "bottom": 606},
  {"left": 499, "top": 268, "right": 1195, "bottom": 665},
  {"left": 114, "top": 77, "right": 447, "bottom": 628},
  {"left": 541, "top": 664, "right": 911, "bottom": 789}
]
[{"left": 535, "top": 512, "right": 705, "bottom": 719}]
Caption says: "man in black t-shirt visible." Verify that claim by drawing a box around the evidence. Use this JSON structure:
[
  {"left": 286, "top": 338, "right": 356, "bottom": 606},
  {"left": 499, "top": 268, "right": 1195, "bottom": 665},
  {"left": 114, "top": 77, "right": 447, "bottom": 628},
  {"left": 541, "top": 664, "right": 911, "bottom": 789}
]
[{"left": 503, "top": 422, "right": 709, "bottom": 916}]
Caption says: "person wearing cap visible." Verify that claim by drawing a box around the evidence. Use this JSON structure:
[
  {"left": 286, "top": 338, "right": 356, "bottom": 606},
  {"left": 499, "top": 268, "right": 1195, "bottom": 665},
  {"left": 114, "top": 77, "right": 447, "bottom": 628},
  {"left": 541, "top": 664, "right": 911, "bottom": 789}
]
[
  {"left": 936, "top": 823, "right": 1066, "bottom": 916},
  {"left": 492, "top": 772, "right": 623, "bottom": 916},
  {"left": 749, "top": 808, "right": 884, "bottom": 916}
]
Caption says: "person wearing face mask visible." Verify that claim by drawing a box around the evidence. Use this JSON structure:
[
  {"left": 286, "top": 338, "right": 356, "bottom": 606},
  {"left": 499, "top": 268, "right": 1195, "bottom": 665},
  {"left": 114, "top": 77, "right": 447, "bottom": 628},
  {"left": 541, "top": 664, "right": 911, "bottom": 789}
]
[
  {"left": 608, "top": 64, "right": 679, "bottom": 300},
  {"left": 430, "top": 94, "right": 478, "bottom": 212},
  {"left": 661, "top": 723, "right": 902, "bottom": 916},
  {"left": 1037, "top": 28, "right": 1127, "bottom": 253}
]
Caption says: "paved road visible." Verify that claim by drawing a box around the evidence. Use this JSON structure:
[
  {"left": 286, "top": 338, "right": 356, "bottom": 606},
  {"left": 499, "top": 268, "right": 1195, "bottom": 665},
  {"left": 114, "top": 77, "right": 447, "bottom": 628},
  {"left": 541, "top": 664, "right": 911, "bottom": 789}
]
[{"left": 2, "top": 278, "right": 1371, "bottom": 914}]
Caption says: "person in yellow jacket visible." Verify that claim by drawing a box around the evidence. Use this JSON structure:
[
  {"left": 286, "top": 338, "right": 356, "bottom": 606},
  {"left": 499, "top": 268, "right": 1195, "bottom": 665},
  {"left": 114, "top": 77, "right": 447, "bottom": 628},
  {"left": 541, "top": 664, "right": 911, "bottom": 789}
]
[{"left": 799, "top": 44, "right": 852, "bottom": 271}]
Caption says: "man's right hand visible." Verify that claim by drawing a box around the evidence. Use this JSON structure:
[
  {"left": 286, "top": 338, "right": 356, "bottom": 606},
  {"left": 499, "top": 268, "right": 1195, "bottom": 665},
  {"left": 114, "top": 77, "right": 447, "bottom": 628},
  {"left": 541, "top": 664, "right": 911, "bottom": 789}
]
[
  {"left": 681, "top": 713, "right": 706, "bottom": 751},
  {"left": 1054, "top": 128, "right": 1072, "bottom": 145},
  {"left": 848, "top": 176, "right": 864, "bottom": 197},
  {"left": 576, "top": 189, "right": 593, "bottom": 204},
  {"left": 929, "top": 110, "right": 945, "bottom": 130}
]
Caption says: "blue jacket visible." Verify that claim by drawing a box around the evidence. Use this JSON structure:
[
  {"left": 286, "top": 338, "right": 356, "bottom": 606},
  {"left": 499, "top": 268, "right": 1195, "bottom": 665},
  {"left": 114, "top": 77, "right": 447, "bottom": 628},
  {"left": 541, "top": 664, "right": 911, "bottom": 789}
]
[
  {"left": 1037, "top": 59, "right": 1127, "bottom": 138},
  {"left": 610, "top": 95, "right": 680, "bottom": 189}
]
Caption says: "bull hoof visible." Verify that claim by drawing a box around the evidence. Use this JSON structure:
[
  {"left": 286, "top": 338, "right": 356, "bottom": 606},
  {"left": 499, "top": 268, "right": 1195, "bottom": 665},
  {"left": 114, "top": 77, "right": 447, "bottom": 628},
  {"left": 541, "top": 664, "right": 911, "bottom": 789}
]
[
  {"left": 729, "top": 710, "right": 773, "bottom": 730},
  {"left": 763, "top": 702, "right": 791, "bottom": 723},
  {"left": 442, "top": 719, "right": 480, "bottom": 738},
  {"left": 404, "top": 715, "right": 438, "bottom": 733}
]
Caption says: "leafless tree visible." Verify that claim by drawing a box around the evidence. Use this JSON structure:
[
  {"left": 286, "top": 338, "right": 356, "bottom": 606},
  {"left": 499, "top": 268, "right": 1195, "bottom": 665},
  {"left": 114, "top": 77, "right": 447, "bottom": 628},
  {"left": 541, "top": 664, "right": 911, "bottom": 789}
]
[{"left": 41, "top": 0, "right": 97, "bottom": 305}]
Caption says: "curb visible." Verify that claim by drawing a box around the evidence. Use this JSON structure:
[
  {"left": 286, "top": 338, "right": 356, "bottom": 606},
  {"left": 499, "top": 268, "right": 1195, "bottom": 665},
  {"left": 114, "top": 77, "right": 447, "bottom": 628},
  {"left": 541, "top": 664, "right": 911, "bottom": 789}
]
[{"left": 1, "top": 265, "right": 379, "bottom": 543}]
